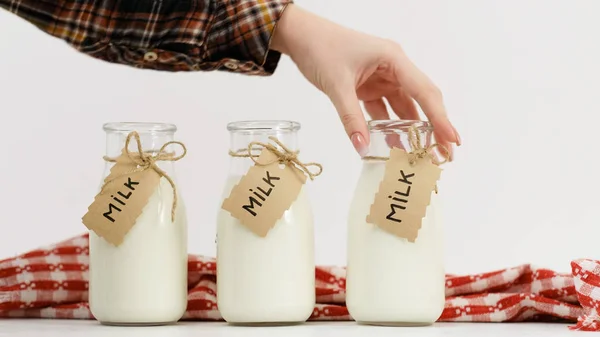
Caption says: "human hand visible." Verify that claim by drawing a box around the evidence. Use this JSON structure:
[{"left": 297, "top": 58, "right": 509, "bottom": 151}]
[{"left": 271, "top": 4, "right": 461, "bottom": 158}]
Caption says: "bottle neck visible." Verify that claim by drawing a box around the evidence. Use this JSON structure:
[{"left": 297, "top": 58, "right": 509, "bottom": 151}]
[
  {"left": 230, "top": 130, "right": 299, "bottom": 153},
  {"left": 103, "top": 130, "right": 179, "bottom": 182},
  {"left": 105, "top": 131, "right": 176, "bottom": 158},
  {"left": 366, "top": 129, "right": 434, "bottom": 158},
  {"left": 228, "top": 130, "right": 299, "bottom": 176}
]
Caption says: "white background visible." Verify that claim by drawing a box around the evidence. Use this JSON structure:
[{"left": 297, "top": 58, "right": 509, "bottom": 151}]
[{"left": 1, "top": 0, "right": 599, "bottom": 275}]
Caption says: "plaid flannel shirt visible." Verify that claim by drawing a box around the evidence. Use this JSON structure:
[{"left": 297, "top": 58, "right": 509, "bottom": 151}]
[{"left": 0, "top": 0, "right": 292, "bottom": 75}]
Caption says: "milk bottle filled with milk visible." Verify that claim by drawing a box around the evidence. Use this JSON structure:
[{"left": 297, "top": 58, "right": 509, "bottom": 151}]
[
  {"left": 346, "top": 120, "right": 449, "bottom": 326},
  {"left": 82, "top": 123, "right": 188, "bottom": 325},
  {"left": 218, "top": 120, "right": 322, "bottom": 324}
]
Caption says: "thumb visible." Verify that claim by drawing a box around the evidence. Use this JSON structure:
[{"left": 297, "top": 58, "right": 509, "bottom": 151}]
[{"left": 329, "top": 86, "right": 370, "bottom": 157}]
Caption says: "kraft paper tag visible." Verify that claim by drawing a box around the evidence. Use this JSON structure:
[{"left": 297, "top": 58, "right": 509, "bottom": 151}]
[
  {"left": 221, "top": 148, "right": 307, "bottom": 237},
  {"left": 82, "top": 150, "right": 160, "bottom": 246},
  {"left": 366, "top": 148, "right": 442, "bottom": 242}
]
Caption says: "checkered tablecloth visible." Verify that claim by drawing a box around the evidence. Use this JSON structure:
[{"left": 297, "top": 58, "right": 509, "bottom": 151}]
[{"left": 1, "top": 234, "right": 599, "bottom": 331}]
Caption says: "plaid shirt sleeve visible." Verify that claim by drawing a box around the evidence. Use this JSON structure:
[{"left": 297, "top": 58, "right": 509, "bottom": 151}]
[{"left": 0, "top": 0, "right": 292, "bottom": 75}]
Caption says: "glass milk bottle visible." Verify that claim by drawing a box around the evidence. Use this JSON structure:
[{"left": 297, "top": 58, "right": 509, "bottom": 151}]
[
  {"left": 88, "top": 122, "right": 188, "bottom": 325},
  {"left": 346, "top": 120, "right": 445, "bottom": 326},
  {"left": 217, "top": 120, "right": 315, "bottom": 324}
]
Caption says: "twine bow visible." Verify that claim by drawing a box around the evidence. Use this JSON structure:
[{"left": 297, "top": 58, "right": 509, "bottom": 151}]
[
  {"left": 102, "top": 131, "right": 187, "bottom": 222},
  {"left": 229, "top": 136, "right": 323, "bottom": 180},
  {"left": 363, "top": 124, "right": 450, "bottom": 166},
  {"left": 406, "top": 124, "right": 449, "bottom": 166}
]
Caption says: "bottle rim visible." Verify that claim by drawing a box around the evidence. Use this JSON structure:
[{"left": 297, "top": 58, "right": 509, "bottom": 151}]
[
  {"left": 368, "top": 119, "right": 432, "bottom": 132},
  {"left": 227, "top": 120, "right": 301, "bottom": 133},
  {"left": 103, "top": 122, "right": 177, "bottom": 133}
]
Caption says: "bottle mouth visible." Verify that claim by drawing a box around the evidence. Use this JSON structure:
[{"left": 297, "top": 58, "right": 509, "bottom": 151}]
[
  {"left": 227, "top": 120, "right": 301, "bottom": 133},
  {"left": 368, "top": 120, "right": 432, "bottom": 133},
  {"left": 103, "top": 122, "right": 177, "bottom": 133}
]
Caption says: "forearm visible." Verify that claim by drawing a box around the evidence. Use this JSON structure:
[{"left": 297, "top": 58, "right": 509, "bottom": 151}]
[
  {"left": 0, "top": 0, "right": 292, "bottom": 74},
  {"left": 271, "top": 4, "right": 326, "bottom": 59}
]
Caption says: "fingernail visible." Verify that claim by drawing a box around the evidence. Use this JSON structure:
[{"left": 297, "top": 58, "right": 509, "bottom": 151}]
[
  {"left": 452, "top": 126, "right": 462, "bottom": 146},
  {"left": 351, "top": 133, "right": 369, "bottom": 157}
]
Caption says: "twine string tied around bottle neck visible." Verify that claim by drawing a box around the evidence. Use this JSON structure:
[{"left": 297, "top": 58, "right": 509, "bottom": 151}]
[
  {"left": 362, "top": 124, "right": 450, "bottom": 166},
  {"left": 229, "top": 136, "right": 323, "bottom": 180},
  {"left": 102, "top": 131, "right": 187, "bottom": 221}
]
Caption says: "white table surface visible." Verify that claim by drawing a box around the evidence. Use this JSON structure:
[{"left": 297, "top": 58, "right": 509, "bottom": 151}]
[{"left": 0, "top": 320, "right": 579, "bottom": 337}]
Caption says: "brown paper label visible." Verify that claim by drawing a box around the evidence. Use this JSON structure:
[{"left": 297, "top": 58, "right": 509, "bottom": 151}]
[
  {"left": 221, "top": 148, "right": 306, "bottom": 237},
  {"left": 366, "top": 148, "right": 442, "bottom": 242},
  {"left": 82, "top": 150, "right": 160, "bottom": 246}
]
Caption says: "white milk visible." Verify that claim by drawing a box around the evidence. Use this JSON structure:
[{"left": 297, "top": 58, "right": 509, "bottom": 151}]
[
  {"left": 89, "top": 178, "right": 188, "bottom": 325},
  {"left": 217, "top": 177, "right": 315, "bottom": 324},
  {"left": 346, "top": 162, "right": 445, "bottom": 325}
]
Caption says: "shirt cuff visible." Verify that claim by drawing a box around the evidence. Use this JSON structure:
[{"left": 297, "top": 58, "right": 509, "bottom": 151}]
[{"left": 203, "top": 0, "right": 293, "bottom": 75}]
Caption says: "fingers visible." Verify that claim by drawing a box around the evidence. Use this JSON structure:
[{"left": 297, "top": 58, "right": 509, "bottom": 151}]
[
  {"left": 434, "top": 132, "right": 453, "bottom": 162},
  {"left": 385, "top": 88, "right": 419, "bottom": 151},
  {"left": 364, "top": 98, "right": 404, "bottom": 151},
  {"left": 357, "top": 77, "right": 397, "bottom": 101},
  {"left": 363, "top": 98, "right": 390, "bottom": 120},
  {"left": 392, "top": 54, "right": 460, "bottom": 147},
  {"left": 329, "top": 86, "right": 370, "bottom": 157},
  {"left": 386, "top": 88, "right": 419, "bottom": 121}
]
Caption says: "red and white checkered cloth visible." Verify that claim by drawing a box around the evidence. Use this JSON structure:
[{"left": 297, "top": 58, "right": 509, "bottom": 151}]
[{"left": 1, "top": 234, "right": 599, "bottom": 331}]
